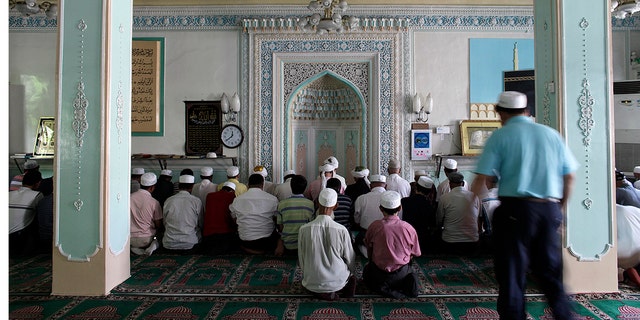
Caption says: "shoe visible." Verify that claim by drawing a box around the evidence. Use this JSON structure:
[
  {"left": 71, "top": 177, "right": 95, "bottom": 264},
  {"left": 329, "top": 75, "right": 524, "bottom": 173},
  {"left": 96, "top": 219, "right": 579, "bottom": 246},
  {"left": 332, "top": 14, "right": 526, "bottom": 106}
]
[{"left": 358, "top": 244, "right": 368, "bottom": 258}]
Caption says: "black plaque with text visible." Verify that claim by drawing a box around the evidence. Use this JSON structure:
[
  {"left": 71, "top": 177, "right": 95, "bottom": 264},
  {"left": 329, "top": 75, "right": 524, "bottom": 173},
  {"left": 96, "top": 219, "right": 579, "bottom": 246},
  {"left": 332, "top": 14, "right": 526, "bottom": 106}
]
[{"left": 185, "top": 101, "right": 222, "bottom": 155}]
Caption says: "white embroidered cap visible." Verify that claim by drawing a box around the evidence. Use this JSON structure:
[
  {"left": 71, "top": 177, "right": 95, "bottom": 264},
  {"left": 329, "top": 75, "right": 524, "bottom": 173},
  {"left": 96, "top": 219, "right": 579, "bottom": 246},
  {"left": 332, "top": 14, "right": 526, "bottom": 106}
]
[
  {"left": 200, "top": 167, "right": 213, "bottom": 176},
  {"left": 497, "top": 91, "right": 527, "bottom": 109},
  {"left": 318, "top": 188, "right": 338, "bottom": 207},
  {"left": 140, "top": 172, "right": 157, "bottom": 186},
  {"left": 380, "top": 191, "right": 402, "bottom": 209},
  {"left": 179, "top": 175, "right": 195, "bottom": 183}
]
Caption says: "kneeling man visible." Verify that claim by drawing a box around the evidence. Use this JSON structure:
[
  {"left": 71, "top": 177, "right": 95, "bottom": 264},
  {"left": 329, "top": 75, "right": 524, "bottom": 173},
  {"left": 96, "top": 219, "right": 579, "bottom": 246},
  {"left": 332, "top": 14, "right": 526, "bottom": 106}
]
[
  {"left": 363, "top": 191, "right": 422, "bottom": 298},
  {"left": 298, "top": 188, "right": 357, "bottom": 301}
]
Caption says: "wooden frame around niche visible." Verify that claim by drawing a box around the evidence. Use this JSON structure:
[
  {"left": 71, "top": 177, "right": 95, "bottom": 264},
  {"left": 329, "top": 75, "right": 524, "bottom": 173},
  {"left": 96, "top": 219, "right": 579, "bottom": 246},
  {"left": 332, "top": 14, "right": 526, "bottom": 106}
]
[
  {"left": 132, "top": 37, "right": 165, "bottom": 136},
  {"left": 460, "top": 120, "right": 502, "bottom": 156}
]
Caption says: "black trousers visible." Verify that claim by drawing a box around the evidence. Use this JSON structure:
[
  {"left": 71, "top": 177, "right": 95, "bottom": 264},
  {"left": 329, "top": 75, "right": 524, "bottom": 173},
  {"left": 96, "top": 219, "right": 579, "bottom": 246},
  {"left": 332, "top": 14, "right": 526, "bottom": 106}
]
[
  {"left": 493, "top": 198, "right": 573, "bottom": 320},
  {"left": 363, "top": 263, "right": 419, "bottom": 298}
]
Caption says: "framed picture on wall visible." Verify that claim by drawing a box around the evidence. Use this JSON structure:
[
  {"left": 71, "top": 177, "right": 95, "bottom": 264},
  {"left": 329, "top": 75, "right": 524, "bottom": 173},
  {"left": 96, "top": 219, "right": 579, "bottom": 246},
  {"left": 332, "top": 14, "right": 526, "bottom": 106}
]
[
  {"left": 460, "top": 120, "right": 501, "bottom": 156},
  {"left": 34, "top": 117, "right": 55, "bottom": 156},
  {"left": 411, "top": 129, "right": 432, "bottom": 160}
]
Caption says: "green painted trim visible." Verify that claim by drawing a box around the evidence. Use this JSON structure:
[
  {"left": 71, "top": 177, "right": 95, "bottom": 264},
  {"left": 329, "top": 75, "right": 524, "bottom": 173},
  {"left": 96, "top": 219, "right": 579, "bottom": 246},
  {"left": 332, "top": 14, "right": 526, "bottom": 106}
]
[{"left": 132, "top": 37, "right": 165, "bottom": 137}]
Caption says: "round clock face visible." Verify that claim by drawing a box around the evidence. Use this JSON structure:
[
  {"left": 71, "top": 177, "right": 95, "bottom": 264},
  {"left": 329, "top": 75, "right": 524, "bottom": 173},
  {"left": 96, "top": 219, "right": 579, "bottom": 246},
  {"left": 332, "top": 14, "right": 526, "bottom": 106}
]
[{"left": 220, "top": 124, "right": 244, "bottom": 149}]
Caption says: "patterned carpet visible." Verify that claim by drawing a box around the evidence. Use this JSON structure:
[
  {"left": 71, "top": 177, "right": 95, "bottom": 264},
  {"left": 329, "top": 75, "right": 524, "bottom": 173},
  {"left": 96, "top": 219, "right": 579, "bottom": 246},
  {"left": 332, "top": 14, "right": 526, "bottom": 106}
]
[{"left": 9, "top": 253, "right": 640, "bottom": 319}]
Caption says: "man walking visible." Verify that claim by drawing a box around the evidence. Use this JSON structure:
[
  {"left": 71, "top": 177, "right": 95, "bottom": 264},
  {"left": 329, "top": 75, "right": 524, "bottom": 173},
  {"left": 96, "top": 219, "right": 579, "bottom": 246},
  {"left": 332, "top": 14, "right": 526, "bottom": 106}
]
[{"left": 471, "top": 91, "right": 578, "bottom": 320}]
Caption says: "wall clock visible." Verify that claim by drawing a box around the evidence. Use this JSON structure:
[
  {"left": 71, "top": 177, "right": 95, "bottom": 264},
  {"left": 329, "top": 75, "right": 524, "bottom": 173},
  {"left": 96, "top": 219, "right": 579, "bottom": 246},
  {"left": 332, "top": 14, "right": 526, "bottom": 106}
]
[{"left": 220, "top": 124, "right": 244, "bottom": 148}]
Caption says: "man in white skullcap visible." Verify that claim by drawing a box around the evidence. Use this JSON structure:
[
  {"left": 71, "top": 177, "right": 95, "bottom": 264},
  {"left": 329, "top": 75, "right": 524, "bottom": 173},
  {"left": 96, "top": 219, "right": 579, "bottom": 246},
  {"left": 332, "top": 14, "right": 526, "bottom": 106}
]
[
  {"left": 345, "top": 166, "right": 371, "bottom": 203},
  {"left": 634, "top": 166, "right": 640, "bottom": 189},
  {"left": 363, "top": 191, "right": 421, "bottom": 299},
  {"left": 253, "top": 165, "right": 276, "bottom": 195},
  {"left": 230, "top": 173, "right": 281, "bottom": 255},
  {"left": 323, "top": 156, "right": 347, "bottom": 191},
  {"left": 274, "top": 169, "right": 296, "bottom": 201},
  {"left": 130, "top": 172, "right": 163, "bottom": 256},
  {"left": 130, "top": 167, "right": 145, "bottom": 194},
  {"left": 162, "top": 174, "right": 204, "bottom": 253},
  {"left": 436, "top": 159, "right": 468, "bottom": 202},
  {"left": 217, "top": 166, "right": 247, "bottom": 196},
  {"left": 470, "top": 91, "right": 578, "bottom": 319},
  {"left": 192, "top": 167, "right": 217, "bottom": 206},
  {"left": 10, "top": 159, "right": 40, "bottom": 191},
  {"left": 353, "top": 174, "right": 387, "bottom": 257},
  {"left": 304, "top": 163, "right": 336, "bottom": 205},
  {"left": 152, "top": 169, "right": 174, "bottom": 207},
  {"left": 401, "top": 175, "right": 438, "bottom": 253},
  {"left": 298, "top": 188, "right": 357, "bottom": 301},
  {"left": 410, "top": 169, "right": 428, "bottom": 196},
  {"left": 386, "top": 159, "right": 411, "bottom": 198},
  {"left": 202, "top": 181, "right": 238, "bottom": 255}
]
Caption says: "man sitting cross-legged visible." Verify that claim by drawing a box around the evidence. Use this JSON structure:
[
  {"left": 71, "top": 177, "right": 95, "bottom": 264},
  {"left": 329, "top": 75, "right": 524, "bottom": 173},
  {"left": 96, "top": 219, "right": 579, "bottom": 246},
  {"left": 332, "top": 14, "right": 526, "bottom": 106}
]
[
  {"left": 298, "top": 188, "right": 357, "bottom": 301},
  {"left": 130, "top": 172, "right": 163, "bottom": 256},
  {"left": 363, "top": 191, "right": 422, "bottom": 299},
  {"left": 230, "top": 173, "right": 282, "bottom": 254},
  {"left": 275, "top": 175, "right": 315, "bottom": 256}
]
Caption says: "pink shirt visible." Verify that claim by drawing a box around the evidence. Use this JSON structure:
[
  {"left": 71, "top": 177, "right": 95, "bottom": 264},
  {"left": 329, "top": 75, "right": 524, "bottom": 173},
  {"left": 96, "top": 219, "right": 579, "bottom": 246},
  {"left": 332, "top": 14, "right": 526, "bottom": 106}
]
[
  {"left": 364, "top": 215, "right": 421, "bottom": 272},
  {"left": 130, "top": 189, "right": 163, "bottom": 238}
]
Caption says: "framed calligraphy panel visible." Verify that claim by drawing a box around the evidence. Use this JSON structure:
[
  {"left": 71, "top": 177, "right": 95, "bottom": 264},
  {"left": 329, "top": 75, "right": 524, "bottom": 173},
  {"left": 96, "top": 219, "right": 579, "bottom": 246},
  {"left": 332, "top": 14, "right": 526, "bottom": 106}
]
[
  {"left": 34, "top": 117, "right": 55, "bottom": 156},
  {"left": 185, "top": 101, "right": 223, "bottom": 156},
  {"left": 132, "top": 38, "right": 164, "bottom": 136}
]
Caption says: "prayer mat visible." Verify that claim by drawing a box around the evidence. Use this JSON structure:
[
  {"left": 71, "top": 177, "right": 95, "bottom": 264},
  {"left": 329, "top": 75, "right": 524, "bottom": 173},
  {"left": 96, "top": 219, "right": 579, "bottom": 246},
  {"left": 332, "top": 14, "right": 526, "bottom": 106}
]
[{"left": 9, "top": 294, "right": 640, "bottom": 319}]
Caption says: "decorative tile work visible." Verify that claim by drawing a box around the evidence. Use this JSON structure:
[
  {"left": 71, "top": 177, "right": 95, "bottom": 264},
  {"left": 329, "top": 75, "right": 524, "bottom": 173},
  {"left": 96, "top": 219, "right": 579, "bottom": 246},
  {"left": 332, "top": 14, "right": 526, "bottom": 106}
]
[
  {"left": 10, "top": 6, "right": 640, "bottom": 32},
  {"left": 248, "top": 33, "right": 401, "bottom": 175},
  {"left": 469, "top": 103, "right": 499, "bottom": 120}
]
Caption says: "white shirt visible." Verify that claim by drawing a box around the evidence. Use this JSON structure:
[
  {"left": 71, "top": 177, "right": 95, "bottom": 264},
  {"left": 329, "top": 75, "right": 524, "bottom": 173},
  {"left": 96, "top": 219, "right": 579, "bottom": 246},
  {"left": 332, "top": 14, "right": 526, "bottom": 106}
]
[
  {"left": 437, "top": 186, "right": 480, "bottom": 243},
  {"left": 274, "top": 178, "right": 293, "bottom": 202},
  {"left": 9, "top": 187, "right": 43, "bottom": 233},
  {"left": 263, "top": 180, "right": 277, "bottom": 195},
  {"left": 298, "top": 215, "right": 356, "bottom": 293},
  {"left": 617, "top": 204, "right": 640, "bottom": 269},
  {"left": 192, "top": 179, "right": 217, "bottom": 207},
  {"left": 230, "top": 188, "right": 279, "bottom": 241},
  {"left": 386, "top": 173, "right": 411, "bottom": 198},
  {"left": 481, "top": 187, "right": 500, "bottom": 224},
  {"left": 163, "top": 191, "right": 203, "bottom": 250},
  {"left": 436, "top": 178, "right": 469, "bottom": 202},
  {"left": 354, "top": 186, "right": 385, "bottom": 230},
  {"left": 634, "top": 180, "right": 640, "bottom": 190}
]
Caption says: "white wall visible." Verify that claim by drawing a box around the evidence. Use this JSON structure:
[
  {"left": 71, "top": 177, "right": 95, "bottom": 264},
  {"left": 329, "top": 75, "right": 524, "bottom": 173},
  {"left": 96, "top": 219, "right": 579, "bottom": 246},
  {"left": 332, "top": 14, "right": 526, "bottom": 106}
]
[
  {"left": 413, "top": 31, "right": 533, "bottom": 156},
  {"left": 131, "top": 30, "right": 240, "bottom": 156}
]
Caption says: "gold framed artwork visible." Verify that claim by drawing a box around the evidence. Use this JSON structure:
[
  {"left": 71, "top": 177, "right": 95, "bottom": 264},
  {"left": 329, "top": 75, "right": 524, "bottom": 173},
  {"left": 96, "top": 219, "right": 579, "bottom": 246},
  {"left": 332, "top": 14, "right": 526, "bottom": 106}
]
[
  {"left": 460, "top": 120, "right": 502, "bottom": 156},
  {"left": 34, "top": 117, "right": 55, "bottom": 156}
]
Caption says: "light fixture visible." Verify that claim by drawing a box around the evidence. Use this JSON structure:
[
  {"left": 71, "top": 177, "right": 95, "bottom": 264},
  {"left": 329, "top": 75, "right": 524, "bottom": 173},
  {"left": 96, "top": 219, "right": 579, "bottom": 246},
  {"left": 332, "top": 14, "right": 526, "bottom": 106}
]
[
  {"left": 611, "top": 0, "right": 640, "bottom": 19},
  {"left": 298, "top": 0, "right": 359, "bottom": 34},
  {"left": 9, "top": 0, "right": 57, "bottom": 18},
  {"left": 221, "top": 92, "right": 240, "bottom": 123},
  {"left": 412, "top": 92, "right": 433, "bottom": 123}
]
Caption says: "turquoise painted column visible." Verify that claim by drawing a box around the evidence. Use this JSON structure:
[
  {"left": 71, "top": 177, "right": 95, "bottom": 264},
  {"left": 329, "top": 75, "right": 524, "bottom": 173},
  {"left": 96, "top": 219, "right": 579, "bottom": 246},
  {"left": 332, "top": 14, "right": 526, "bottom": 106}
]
[
  {"left": 536, "top": 0, "right": 617, "bottom": 292},
  {"left": 52, "top": 0, "right": 133, "bottom": 296}
]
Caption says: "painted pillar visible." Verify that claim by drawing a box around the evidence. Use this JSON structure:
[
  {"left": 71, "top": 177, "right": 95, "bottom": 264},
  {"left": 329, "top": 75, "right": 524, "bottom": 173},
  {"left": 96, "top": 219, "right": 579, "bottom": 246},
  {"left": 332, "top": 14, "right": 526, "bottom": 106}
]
[
  {"left": 535, "top": 0, "right": 617, "bottom": 293},
  {"left": 52, "top": 0, "right": 133, "bottom": 296}
]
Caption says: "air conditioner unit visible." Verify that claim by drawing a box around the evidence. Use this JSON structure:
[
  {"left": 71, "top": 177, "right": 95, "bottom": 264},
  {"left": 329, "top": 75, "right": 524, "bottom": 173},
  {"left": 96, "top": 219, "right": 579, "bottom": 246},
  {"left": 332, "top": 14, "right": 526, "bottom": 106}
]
[{"left": 614, "top": 80, "right": 640, "bottom": 144}]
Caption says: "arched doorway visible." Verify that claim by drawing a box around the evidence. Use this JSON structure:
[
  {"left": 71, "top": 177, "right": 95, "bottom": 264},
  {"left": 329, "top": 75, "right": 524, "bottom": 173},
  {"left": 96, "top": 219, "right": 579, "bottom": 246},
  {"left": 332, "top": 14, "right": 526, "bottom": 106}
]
[{"left": 286, "top": 71, "right": 366, "bottom": 183}]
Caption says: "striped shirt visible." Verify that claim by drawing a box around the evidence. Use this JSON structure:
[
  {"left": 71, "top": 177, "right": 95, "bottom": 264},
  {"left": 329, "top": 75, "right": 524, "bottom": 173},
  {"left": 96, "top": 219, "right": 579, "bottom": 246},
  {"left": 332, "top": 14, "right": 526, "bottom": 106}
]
[
  {"left": 333, "top": 194, "right": 353, "bottom": 229},
  {"left": 277, "top": 195, "right": 315, "bottom": 250}
]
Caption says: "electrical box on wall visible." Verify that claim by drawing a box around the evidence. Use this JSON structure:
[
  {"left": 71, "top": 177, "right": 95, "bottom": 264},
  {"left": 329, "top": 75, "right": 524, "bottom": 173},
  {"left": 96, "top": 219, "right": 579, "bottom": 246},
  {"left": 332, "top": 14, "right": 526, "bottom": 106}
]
[{"left": 411, "top": 130, "right": 432, "bottom": 160}]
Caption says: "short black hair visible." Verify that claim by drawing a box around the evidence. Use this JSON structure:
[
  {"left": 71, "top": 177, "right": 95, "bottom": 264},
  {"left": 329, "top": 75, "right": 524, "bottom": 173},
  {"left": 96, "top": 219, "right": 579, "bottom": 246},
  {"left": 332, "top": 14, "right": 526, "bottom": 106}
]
[
  {"left": 248, "top": 173, "right": 264, "bottom": 187},
  {"left": 179, "top": 183, "right": 194, "bottom": 190},
  {"left": 380, "top": 205, "right": 401, "bottom": 215},
  {"left": 180, "top": 168, "right": 194, "bottom": 176},
  {"left": 290, "top": 175, "right": 307, "bottom": 194},
  {"left": 38, "top": 177, "right": 53, "bottom": 196},
  {"left": 496, "top": 105, "right": 527, "bottom": 115},
  {"left": 23, "top": 170, "right": 43, "bottom": 187},
  {"left": 326, "top": 178, "right": 341, "bottom": 193}
]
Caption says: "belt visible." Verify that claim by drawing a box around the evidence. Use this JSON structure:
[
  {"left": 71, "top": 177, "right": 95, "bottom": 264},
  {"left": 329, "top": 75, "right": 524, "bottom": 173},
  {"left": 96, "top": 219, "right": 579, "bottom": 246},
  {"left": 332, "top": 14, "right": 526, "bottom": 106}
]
[{"left": 500, "top": 197, "right": 560, "bottom": 203}]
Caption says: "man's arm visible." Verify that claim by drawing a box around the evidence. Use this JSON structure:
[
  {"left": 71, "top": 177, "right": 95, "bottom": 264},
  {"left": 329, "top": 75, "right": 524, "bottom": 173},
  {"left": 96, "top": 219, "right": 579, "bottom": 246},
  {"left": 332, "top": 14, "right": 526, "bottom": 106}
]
[
  {"left": 561, "top": 173, "right": 575, "bottom": 209},
  {"left": 470, "top": 174, "right": 491, "bottom": 200}
]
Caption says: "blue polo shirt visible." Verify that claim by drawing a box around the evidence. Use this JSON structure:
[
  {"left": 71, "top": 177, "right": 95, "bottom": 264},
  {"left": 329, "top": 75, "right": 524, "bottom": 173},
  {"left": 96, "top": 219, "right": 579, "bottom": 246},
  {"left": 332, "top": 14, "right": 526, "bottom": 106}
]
[{"left": 475, "top": 116, "right": 579, "bottom": 199}]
